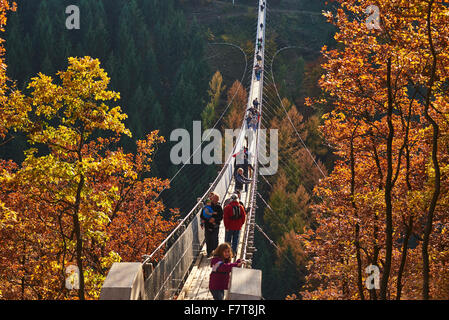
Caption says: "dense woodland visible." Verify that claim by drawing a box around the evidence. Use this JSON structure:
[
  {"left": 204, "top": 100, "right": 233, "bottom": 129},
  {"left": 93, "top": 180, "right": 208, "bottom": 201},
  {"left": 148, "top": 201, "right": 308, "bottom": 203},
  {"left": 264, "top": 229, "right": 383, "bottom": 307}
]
[
  {"left": 1, "top": 0, "right": 449, "bottom": 300},
  {"left": 3, "top": 0, "right": 217, "bottom": 216}
]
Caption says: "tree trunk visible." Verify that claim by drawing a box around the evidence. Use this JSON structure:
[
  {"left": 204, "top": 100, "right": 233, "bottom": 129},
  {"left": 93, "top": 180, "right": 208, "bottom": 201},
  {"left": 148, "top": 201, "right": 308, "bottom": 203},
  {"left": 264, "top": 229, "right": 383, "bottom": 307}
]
[
  {"left": 380, "top": 57, "right": 394, "bottom": 300},
  {"left": 74, "top": 175, "right": 85, "bottom": 300},
  {"left": 350, "top": 129, "right": 365, "bottom": 300},
  {"left": 396, "top": 216, "right": 413, "bottom": 300},
  {"left": 422, "top": 0, "right": 440, "bottom": 300}
]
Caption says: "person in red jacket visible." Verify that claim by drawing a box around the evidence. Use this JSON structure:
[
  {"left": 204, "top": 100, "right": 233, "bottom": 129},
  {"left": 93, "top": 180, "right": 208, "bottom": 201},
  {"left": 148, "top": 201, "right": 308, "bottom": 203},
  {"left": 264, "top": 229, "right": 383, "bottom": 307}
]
[
  {"left": 223, "top": 194, "right": 246, "bottom": 255},
  {"left": 209, "top": 243, "right": 244, "bottom": 300}
]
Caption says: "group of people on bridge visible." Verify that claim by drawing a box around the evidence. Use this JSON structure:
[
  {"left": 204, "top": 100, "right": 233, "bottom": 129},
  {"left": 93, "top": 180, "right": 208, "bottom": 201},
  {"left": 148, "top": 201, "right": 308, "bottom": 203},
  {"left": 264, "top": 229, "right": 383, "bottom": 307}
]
[
  {"left": 199, "top": 145, "right": 255, "bottom": 300},
  {"left": 199, "top": 0, "right": 266, "bottom": 301},
  {"left": 200, "top": 190, "right": 247, "bottom": 300},
  {"left": 255, "top": 5, "right": 265, "bottom": 82},
  {"left": 200, "top": 147, "right": 254, "bottom": 257},
  {"left": 247, "top": 98, "right": 261, "bottom": 131}
]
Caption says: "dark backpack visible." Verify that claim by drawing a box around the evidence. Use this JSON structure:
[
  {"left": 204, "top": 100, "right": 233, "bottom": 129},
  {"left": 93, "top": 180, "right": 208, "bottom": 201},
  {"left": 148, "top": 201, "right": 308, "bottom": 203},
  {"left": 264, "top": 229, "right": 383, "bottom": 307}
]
[{"left": 230, "top": 204, "right": 242, "bottom": 220}]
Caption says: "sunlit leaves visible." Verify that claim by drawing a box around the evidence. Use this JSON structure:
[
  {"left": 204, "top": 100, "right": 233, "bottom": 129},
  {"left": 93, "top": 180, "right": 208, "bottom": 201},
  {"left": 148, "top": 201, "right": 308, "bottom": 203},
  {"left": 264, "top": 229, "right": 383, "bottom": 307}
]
[{"left": 0, "top": 56, "right": 176, "bottom": 299}]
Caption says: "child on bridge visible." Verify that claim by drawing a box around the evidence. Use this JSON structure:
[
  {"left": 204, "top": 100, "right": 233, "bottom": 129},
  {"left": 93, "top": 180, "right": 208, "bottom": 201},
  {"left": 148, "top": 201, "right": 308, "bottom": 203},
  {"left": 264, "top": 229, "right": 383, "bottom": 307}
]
[{"left": 209, "top": 243, "right": 245, "bottom": 300}]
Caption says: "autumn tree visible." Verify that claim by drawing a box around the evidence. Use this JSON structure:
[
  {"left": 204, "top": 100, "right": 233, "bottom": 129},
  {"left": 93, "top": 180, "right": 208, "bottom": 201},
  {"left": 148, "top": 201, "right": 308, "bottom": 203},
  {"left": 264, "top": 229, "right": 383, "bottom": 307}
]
[
  {"left": 264, "top": 173, "right": 310, "bottom": 242},
  {"left": 0, "top": 57, "right": 176, "bottom": 300},
  {"left": 299, "top": 0, "right": 449, "bottom": 300},
  {"left": 223, "top": 80, "right": 248, "bottom": 130},
  {"left": 255, "top": 97, "right": 324, "bottom": 299},
  {"left": 201, "top": 70, "right": 225, "bottom": 129},
  {"left": 0, "top": 0, "right": 23, "bottom": 142}
]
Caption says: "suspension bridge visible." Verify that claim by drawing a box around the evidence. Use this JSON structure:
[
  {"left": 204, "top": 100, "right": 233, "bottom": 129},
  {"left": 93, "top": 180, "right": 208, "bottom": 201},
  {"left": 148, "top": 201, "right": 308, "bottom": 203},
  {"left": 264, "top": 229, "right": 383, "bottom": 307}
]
[{"left": 99, "top": 0, "right": 297, "bottom": 300}]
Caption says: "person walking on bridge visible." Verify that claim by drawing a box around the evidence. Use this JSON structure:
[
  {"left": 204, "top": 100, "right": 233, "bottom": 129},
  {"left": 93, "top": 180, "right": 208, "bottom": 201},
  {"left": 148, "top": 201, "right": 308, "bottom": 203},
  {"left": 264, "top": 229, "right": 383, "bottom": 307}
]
[
  {"left": 235, "top": 148, "right": 254, "bottom": 191},
  {"left": 202, "top": 192, "right": 223, "bottom": 257},
  {"left": 249, "top": 113, "right": 260, "bottom": 131},
  {"left": 253, "top": 97, "right": 259, "bottom": 109},
  {"left": 248, "top": 106, "right": 258, "bottom": 120},
  {"left": 209, "top": 243, "right": 244, "bottom": 300},
  {"left": 234, "top": 167, "right": 252, "bottom": 193},
  {"left": 235, "top": 168, "right": 252, "bottom": 191},
  {"left": 254, "top": 64, "right": 263, "bottom": 81},
  {"left": 246, "top": 106, "right": 260, "bottom": 131},
  {"left": 224, "top": 194, "right": 246, "bottom": 255}
]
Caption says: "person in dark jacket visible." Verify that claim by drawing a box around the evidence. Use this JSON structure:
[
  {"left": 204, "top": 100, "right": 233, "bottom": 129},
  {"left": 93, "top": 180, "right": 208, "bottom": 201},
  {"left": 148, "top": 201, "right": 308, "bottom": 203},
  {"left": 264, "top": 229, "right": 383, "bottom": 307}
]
[
  {"left": 223, "top": 194, "right": 246, "bottom": 254},
  {"left": 246, "top": 113, "right": 252, "bottom": 128},
  {"left": 234, "top": 168, "right": 252, "bottom": 193},
  {"left": 248, "top": 106, "right": 258, "bottom": 117},
  {"left": 254, "top": 64, "right": 263, "bottom": 81},
  {"left": 235, "top": 150, "right": 254, "bottom": 191},
  {"left": 209, "top": 243, "right": 244, "bottom": 300},
  {"left": 253, "top": 98, "right": 259, "bottom": 109},
  {"left": 257, "top": 38, "right": 262, "bottom": 51},
  {"left": 201, "top": 192, "right": 224, "bottom": 257}
]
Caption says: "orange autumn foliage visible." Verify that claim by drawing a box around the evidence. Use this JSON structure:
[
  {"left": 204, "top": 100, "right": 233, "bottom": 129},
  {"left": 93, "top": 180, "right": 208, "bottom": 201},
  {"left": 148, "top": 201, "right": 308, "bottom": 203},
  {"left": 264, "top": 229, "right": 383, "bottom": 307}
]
[{"left": 299, "top": 0, "right": 449, "bottom": 300}]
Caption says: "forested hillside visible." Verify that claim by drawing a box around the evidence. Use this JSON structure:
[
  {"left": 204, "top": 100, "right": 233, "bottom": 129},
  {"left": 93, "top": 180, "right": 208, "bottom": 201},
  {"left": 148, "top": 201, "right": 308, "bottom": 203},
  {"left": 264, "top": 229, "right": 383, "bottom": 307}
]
[{"left": 4, "top": 0, "right": 215, "bottom": 214}]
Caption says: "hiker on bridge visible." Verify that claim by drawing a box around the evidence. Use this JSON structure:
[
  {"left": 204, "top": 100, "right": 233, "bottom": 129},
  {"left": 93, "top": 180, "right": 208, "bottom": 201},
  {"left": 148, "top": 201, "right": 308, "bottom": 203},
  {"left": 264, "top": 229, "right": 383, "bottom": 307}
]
[
  {"left": 249, "top": 114, "right": 259, "bottom": 131},
  {"left": 233, "top": 146, "right": 253, "bottom": 178},
  {"left": 234, "top": 167, "right": 252, "bottom": 193},
  {"left": 254, "top": 63, "right": 263, "bottom": 81},
  {"left": 247, "top": 106, "right": 260, "bottom": 131},
  {"left": 257, "top": 37, "right": 263, "bottom": 50},
  {"left": 234, "top": 147, "right": 254, "bottom": 191},
  {"left": 209, "top": 243, "right": 245, "bottom": 300},
  {"left": 242, "top": 152, "right": 254, "bottom": 189},
  {"left": 246, "top": 112, "right": 253, "bottom": 130},
  {"left": 246, "top": 106, "right": 258, "bottom": 129},
  {"left": 201, "top": 192, "right": 223, "bottom": 257},
  {"left": 253, "top": 97, "right": 260, "bottom": 109},
  {"left": 223, "top": 194, "right": 247, "bottom": 255},
  {"left": 248, "top": 106, "right": 258, "bottom": 116},
  {"left": 256, "top": 53, "right": 262, "bottom": 63}
]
